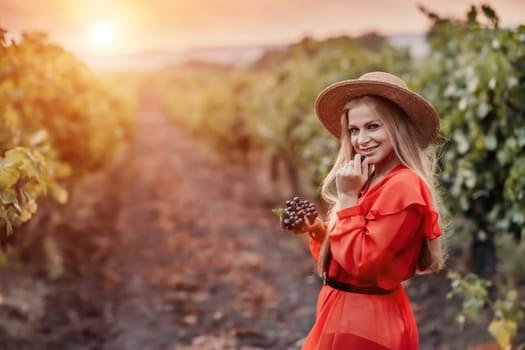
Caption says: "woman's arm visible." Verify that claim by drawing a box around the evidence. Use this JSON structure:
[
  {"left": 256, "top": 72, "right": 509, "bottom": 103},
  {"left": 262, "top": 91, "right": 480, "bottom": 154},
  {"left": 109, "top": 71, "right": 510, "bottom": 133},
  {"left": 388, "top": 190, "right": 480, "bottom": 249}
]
[
  {"left": 306, "top": 218, "right": 327, "bottom": 262},
  {"left": 330, "top": 205, "right": 423, "bottom": 278}
]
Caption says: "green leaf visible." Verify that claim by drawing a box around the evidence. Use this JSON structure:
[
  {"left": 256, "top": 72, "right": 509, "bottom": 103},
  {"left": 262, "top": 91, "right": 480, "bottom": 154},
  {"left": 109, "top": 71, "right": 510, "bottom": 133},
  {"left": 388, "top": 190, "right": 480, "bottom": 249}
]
[
  {"left": 453, "top": 131, "right": 470, "bottom": 154},
  {"left": 476, "top": 102, "right": 491, "bottom": 119},
  {"left": 272, "top": 207, "right": 288, "bottom": 218},
  {"left": 458, "top": 97, "right": 468, "bottom": 111},
  {"left": 484, "top": 134, "right": 498, "bottom": 150},
  {"left": 488, "top": 78, "right": 497, "bottom": 90}
]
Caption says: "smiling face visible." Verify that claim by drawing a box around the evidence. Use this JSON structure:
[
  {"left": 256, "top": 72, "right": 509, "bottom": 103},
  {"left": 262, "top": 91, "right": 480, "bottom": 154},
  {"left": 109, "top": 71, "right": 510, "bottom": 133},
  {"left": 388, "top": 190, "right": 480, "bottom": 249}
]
[{"left": 346, "top": 102, "right": 399, "bottom": 171}]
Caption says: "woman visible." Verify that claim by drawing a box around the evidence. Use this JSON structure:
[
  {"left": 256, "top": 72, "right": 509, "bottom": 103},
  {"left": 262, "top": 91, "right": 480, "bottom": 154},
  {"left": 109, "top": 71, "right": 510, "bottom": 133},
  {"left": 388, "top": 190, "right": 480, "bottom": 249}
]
[{"left": 284, "top": 72, "right": 447, "bottom": 349}]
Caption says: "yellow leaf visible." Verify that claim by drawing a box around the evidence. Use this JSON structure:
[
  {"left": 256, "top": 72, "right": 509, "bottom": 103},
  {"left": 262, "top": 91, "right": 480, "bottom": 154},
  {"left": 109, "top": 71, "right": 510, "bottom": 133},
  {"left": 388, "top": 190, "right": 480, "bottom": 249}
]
[
  {"left": 488, "top": 319, "right": 517, "bottom": 349},
  {"left": 0, "top": 189, "right": 16, "bottom": 205},
  {"left": 19, "top": 207, "right": 33, "bottom": 222},
  {"left": 49, "top": 184, "right": 68, "bottom": 204},
  {"left": 28, "top": 129, "right": 48, "bottom": 147},
  {"left": 0, "top": 166, "right": 19, "bottom": 188},
  {"left": 26, "top": 199, "right": 37, "bottom": 214}
]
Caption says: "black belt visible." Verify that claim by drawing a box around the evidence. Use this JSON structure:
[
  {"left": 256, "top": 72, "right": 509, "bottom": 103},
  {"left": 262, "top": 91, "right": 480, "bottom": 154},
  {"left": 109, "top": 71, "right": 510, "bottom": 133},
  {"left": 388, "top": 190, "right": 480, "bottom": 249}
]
[{"left": 322, "top": 273, "right": 394, "bottom": 295}]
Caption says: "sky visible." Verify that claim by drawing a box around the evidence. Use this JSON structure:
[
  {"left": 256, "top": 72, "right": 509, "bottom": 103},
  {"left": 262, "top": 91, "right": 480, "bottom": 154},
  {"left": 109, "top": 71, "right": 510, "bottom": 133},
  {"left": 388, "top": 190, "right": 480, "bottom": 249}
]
[{"left": 1, "top": 0, "right": 523, "bottom": 61}]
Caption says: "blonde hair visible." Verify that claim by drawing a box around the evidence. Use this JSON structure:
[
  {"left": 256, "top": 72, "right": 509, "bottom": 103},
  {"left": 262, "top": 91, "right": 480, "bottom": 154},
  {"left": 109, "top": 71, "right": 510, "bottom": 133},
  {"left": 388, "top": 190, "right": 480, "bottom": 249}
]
[{"left": 318, "top": 95, "right": 447, "bottom": 276}]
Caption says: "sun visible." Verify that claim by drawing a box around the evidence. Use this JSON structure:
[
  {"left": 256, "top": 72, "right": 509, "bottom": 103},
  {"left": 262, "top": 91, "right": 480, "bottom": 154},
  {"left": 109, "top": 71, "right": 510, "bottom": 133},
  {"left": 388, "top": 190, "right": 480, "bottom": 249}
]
[{"left": 88, "top": 18, "right": 116, "bottom": 48}]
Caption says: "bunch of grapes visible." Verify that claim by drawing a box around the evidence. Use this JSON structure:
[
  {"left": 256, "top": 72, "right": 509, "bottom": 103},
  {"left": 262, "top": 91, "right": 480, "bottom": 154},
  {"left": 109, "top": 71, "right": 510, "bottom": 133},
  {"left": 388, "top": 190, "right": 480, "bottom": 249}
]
[{"left": 273, "top": 196, "right": 318, "bottom": 231}]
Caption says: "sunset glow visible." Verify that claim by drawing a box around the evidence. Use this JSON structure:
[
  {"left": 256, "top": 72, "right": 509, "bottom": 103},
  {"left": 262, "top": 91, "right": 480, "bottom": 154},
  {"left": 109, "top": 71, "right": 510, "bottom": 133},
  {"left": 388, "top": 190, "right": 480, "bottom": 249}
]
[
  {"left": 88, "top": 19, "right": 116, "bottom": 48},
  {"left": 0, "top": 0, "right": 523, "bottom": 66}
]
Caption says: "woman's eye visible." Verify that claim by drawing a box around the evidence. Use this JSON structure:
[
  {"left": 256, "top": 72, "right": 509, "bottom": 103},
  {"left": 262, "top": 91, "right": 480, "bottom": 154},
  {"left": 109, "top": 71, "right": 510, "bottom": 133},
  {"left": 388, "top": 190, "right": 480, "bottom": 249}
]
[
  {"left": 368, "top": 124, "right": 379, "bottom": 130},
  {"left": 349, "top": 128, "right": 359, "bottom": 134}
]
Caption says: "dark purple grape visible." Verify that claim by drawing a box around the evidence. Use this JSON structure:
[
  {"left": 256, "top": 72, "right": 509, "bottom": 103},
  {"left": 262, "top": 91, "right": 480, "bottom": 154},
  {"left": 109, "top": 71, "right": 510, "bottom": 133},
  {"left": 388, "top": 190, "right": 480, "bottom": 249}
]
[{"left": 274, "top": 195, "right": 319, "bottom": 231}]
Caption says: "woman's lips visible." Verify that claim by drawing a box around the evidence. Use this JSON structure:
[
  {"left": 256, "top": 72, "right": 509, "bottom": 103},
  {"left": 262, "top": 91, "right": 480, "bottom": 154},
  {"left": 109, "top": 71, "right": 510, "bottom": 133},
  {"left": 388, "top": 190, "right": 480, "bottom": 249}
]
[{"left": 360, "top": 146, "right": 378, "bottom": 155}]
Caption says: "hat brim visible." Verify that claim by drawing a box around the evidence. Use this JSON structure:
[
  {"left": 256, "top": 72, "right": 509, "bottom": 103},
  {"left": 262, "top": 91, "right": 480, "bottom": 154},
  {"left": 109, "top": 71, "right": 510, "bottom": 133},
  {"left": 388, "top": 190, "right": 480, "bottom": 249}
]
[{"left": 315, "top": 80, "right": 439, "bottom": 148}]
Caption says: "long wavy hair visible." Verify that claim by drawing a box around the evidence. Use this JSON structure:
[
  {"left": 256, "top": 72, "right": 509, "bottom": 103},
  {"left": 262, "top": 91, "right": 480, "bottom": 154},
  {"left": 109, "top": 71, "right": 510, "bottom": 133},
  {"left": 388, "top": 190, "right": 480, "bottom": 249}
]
[{"left": 318, "top": 95, "right": 447, "bottom": 276}]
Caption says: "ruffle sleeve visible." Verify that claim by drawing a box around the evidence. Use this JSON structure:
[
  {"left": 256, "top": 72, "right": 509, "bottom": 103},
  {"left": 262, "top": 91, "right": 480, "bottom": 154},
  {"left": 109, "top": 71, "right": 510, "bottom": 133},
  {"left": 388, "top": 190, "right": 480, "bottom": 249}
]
[
  {"left": 331, "top": 204, "right": 423, "bottom": 282},
  {"left": 327, "top": 167, "right": 443, "bottom": 285},
  {"left": 362, "top": 169, "right": 441, "bottom": 240}
]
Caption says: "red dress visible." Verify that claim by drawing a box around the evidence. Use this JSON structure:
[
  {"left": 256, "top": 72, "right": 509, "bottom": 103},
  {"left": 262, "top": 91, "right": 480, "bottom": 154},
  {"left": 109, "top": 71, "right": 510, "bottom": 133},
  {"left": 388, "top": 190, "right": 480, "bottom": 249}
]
[{"left": 302, "top": 165, "right": 441, "bottom": 350}]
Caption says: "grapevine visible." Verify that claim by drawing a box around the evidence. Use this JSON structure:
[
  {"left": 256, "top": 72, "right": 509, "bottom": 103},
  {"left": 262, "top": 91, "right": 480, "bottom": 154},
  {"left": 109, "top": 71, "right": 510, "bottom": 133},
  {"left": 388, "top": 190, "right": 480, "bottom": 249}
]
[{"left": 0, "top": 28, "right": 135, "bottom": 243}]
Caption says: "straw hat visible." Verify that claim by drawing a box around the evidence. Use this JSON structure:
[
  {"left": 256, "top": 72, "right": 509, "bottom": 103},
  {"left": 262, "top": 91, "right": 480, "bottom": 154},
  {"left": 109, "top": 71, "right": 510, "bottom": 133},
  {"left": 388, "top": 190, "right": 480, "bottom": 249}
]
[{"left": 315, "top": 71, "right": 440, "bottom": 148}]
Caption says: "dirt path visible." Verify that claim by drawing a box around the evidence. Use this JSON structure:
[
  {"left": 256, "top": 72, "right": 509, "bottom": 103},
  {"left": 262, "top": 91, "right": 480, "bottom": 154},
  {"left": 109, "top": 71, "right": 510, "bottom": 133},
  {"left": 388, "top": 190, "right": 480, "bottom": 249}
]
[
  {"left": 102, "top": 83, "right": 320, "bottom": 350},
  {"left": 0, "top": 82, "right": 497, "bottom": 350}
]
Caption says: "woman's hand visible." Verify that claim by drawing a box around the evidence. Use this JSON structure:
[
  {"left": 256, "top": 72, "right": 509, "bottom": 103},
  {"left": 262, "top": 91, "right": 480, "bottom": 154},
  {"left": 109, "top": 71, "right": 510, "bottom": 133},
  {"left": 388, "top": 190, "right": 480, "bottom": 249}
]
[
  {"left": 280, "top": 216, "right": 325, "bottom": 241},
  {"left": 336, "top": 154, "right": 371, "bottom": 208},
  {"left": 305, "top": 217, "right": 326, "bottom": 242}
]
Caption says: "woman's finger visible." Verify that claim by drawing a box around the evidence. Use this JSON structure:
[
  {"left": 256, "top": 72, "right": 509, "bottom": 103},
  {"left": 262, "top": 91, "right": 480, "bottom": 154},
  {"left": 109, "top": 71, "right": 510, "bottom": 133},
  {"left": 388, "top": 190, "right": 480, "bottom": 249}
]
[
  {"left": 362, "top": 158, "right": 373, "bottom": 180},
  {"left": 354, "top": 153, "right": 362, "bottom": 171},
  {"left": 361, "top": 157, "right": 369, "bottom": 173}
]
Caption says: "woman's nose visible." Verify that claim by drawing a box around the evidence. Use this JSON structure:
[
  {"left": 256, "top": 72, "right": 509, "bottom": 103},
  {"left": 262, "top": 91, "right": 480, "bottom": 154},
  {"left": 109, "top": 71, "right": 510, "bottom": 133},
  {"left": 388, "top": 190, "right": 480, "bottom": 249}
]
[{"left": 358, "top": 131, "right": 371, "bottom": 145}]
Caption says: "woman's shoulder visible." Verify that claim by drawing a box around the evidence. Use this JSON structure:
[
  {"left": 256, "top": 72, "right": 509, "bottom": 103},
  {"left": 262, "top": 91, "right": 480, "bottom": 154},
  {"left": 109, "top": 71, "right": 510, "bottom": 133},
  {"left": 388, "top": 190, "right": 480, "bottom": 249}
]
[
  {"left": 363, "top": 165, "right": 431, "bottom": 216},
  {"left": 384, "top": 166, "right": 422, "bottom": 188},
  {"left": 364, "top": 165, "right": 419, "bottom": 198}
]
